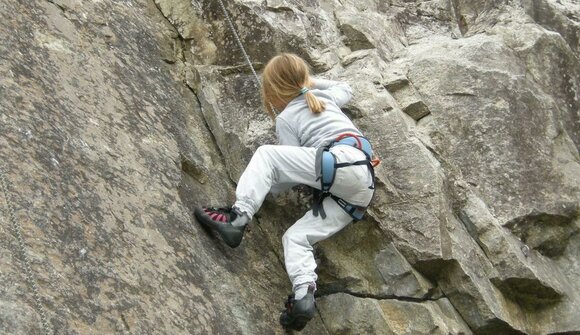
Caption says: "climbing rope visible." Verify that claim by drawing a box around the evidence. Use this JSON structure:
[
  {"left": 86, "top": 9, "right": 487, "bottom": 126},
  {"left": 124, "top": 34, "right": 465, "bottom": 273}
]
[
  {"left": 215, "top": 0, "right": 262, "bottom": 87},
  {"left": 196, "top": 0, "right": 278, "bottom": 115},
  {"left": 0, "top": 170, "right": 53, "bottom": 335}
]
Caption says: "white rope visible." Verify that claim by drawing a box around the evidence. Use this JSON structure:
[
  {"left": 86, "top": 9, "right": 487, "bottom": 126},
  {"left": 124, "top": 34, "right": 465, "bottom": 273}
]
[
  {"left": 211, "top": 0, "right": 278, "bottom": 116},
  {"left": 215, "top": 0, "right": 262, "bottom": 87},
  {"left": 1, "top": 170, "right": 53, "bottom": 335}
]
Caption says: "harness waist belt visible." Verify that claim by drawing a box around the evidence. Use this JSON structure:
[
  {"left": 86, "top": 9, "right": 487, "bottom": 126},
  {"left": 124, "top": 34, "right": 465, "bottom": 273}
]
[
  {"left": 333, "top": 137, "right": 373, "bottom": 158},
  {"left": 313, "top": 134, "right": 376, "bottom": 221}
]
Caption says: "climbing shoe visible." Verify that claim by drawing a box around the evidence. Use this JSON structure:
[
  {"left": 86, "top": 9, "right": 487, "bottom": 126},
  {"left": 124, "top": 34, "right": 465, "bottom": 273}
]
[
  {"left": 279, "top": 284, "right": 316, "bottom": 331},
  {"left": 194, "top": 207, "right": 246, "bottom": 248}
]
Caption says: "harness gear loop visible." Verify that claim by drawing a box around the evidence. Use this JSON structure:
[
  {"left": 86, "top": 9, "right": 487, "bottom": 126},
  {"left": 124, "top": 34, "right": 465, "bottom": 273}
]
[{"left": 312, "top": 133, "right": 377, "bottom": 221}]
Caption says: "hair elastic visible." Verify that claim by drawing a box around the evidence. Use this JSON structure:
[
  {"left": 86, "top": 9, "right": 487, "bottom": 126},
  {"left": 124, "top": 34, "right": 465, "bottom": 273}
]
[{"left": 299, "top": 87, "right": 309, "bottom": 95}]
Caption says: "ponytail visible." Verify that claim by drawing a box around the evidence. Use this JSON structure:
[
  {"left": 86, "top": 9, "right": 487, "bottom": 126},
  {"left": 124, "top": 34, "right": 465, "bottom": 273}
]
[
  {"left": 303, "top": 90, "right": 326, "bottom": 114},
  {"left": 262, "top": 53, "right": 326, "bottom": 116}
]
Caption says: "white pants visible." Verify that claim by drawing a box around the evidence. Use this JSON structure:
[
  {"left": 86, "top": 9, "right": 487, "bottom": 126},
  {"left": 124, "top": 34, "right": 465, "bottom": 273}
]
[{"left": 234, "top": 144, "right": 374, "bottom": 292}]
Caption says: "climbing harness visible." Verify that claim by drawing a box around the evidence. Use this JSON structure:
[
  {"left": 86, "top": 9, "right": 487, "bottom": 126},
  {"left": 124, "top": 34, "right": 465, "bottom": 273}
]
[
  {"left": 1, "top": 170, "right": 53, "bottom": 335},
  {"left": 312, "top": 133, "right": 380, "bottom": 221}
]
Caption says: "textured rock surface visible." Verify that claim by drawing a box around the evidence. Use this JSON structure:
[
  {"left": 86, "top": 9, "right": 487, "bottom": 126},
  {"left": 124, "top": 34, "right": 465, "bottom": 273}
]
[
  {"left": 1, "top": 0, "right": 578, "bottom": 334},
  {"left": 317, "top": 293, "right": 472, "bottom": 335}
]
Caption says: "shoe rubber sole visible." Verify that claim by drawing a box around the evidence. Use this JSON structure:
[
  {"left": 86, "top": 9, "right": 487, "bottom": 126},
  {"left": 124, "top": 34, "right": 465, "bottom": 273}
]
[
  {"left": 280, "top": 294, "right": 316, "bottom": 331},
  {"left": 194, "top": 207, "right": 245, "bottom": 248},
  {"left": 281, "top": 313, "right": 313, "bottom": 331}
]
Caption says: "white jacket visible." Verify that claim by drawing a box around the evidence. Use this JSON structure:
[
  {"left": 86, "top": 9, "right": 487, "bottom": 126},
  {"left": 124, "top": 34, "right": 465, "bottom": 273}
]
[{"left": 275, "top": 78, "right": 362, "bottom": 148}]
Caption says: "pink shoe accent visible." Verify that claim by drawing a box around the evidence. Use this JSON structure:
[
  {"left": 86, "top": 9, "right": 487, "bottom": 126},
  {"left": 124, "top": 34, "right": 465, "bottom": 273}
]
[{"left": 201, "top": 207, "right": 230, "bottom": 224}]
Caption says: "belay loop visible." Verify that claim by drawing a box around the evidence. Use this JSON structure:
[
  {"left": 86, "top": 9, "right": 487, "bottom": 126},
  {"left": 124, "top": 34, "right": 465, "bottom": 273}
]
[{"left": 312, "top": 133, "right": 379, "bottom": 221}]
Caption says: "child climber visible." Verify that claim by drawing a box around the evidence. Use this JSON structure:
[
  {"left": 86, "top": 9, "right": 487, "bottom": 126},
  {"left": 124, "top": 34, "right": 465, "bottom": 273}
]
[{"left": 194, "top": 53, "right": 376, "bottom": 331}]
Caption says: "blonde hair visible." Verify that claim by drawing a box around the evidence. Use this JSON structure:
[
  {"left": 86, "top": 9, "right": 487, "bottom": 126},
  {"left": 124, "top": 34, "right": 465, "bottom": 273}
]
[{"left": 261, "top": 53, "right": 326, "bottom": 120}]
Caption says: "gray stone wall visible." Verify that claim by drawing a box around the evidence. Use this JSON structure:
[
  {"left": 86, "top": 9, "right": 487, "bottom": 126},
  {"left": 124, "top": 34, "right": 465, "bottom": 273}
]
[{"left": 1, "top": 0, "right": 578, "bottom": 334}]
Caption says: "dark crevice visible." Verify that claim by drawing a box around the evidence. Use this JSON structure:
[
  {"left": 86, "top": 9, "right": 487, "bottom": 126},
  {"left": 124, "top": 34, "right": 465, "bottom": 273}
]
[
  {"left": 450, "top": 0, "right": 468, "bottom": 36},
  {"left": 315, "top": 304, "right": 332, "bottom": 335},
  {"left": 436, "top": 286, "right": 475, "bottom": 333},
  {"left": 162, "top": 38, "right": 186, "bottom": 65},
  {"left": 46, "top": 0, "right": 66, "bottom": 13},
  {"left": 214, "top": 63, "right": 265, "bottom": 77},
  {"left": 446, "top": 92, "right": 477, "bottom": 97},
  {"left": 149, "top": 0, "right": 188, "bottom": 66},
  {"left": 151, "top": 0, "right": 186, "bottom": 41},
  {"left": 185, "top": 85, "right": 237, "bottom": 187},
  {"left": 253, "top": 217, "right": 285, "bottom": 270},
  {"left": 315, "top": 289, "right": 443, "bottom": 303},
  {"left": 120, "top": 313, "right": 130, "bottom": 332},
  {"left": 457, "top": 210, "right": 494, "bottom": 261},
  {"left": 437, "top": 282, "right": 485, "bottom": 335}
]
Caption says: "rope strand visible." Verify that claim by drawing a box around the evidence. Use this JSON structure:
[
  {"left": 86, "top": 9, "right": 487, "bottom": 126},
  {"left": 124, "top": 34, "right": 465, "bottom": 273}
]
[
  {"left": 214, "top": 0, "right": 278, "bottom": 115},
  {"left": 216, "top": 0, "right": 261, "bottom": 87},
  {"left": 1, "top": 170, "right": 53, "bottom": 335}
]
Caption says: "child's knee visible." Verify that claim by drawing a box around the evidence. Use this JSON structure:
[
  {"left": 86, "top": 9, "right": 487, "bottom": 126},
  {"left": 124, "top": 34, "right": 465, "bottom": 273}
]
[
  {"left": 255, "top": 144, "right": 276, "bottom": 156},
  {"left": 253, "top": 145, "right": 280, "bottom": 167}
]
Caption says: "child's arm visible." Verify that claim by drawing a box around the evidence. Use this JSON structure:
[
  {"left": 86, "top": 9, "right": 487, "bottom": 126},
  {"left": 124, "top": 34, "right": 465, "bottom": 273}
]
[{"left": 311, "top": 78, "right": 353, "bottom": 107}]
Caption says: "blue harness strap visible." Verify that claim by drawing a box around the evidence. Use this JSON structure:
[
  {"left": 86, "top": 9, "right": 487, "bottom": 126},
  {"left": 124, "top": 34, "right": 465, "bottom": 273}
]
[
  {"left": 321, "top": 150, "right": 336, "bottom": 192},
  {"left": 335, "top": 136, "right": 373, "bottom": 158},
  {"left": 331, "top": 195, "right": 365, "bottom": 221},
  {"left": 313, "top": 134, "right": 376, "bottom": 221}
]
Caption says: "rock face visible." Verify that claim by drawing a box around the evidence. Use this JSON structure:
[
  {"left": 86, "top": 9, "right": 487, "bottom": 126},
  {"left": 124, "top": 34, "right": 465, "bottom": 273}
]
[{"left": 0, "top": 0, "right": 578, "bottom": 334}]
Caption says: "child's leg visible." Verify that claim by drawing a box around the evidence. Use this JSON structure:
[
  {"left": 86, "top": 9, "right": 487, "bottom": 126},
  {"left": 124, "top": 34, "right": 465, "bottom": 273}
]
[
  {"left": 282, "top": 197, "right": 353, "bottom": 298},
  {"left": 196, "top": 145, "right": 319, "bottom": 247},
  {"left": 234, "top": 145, "right": 319, "bottom": 219}
]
